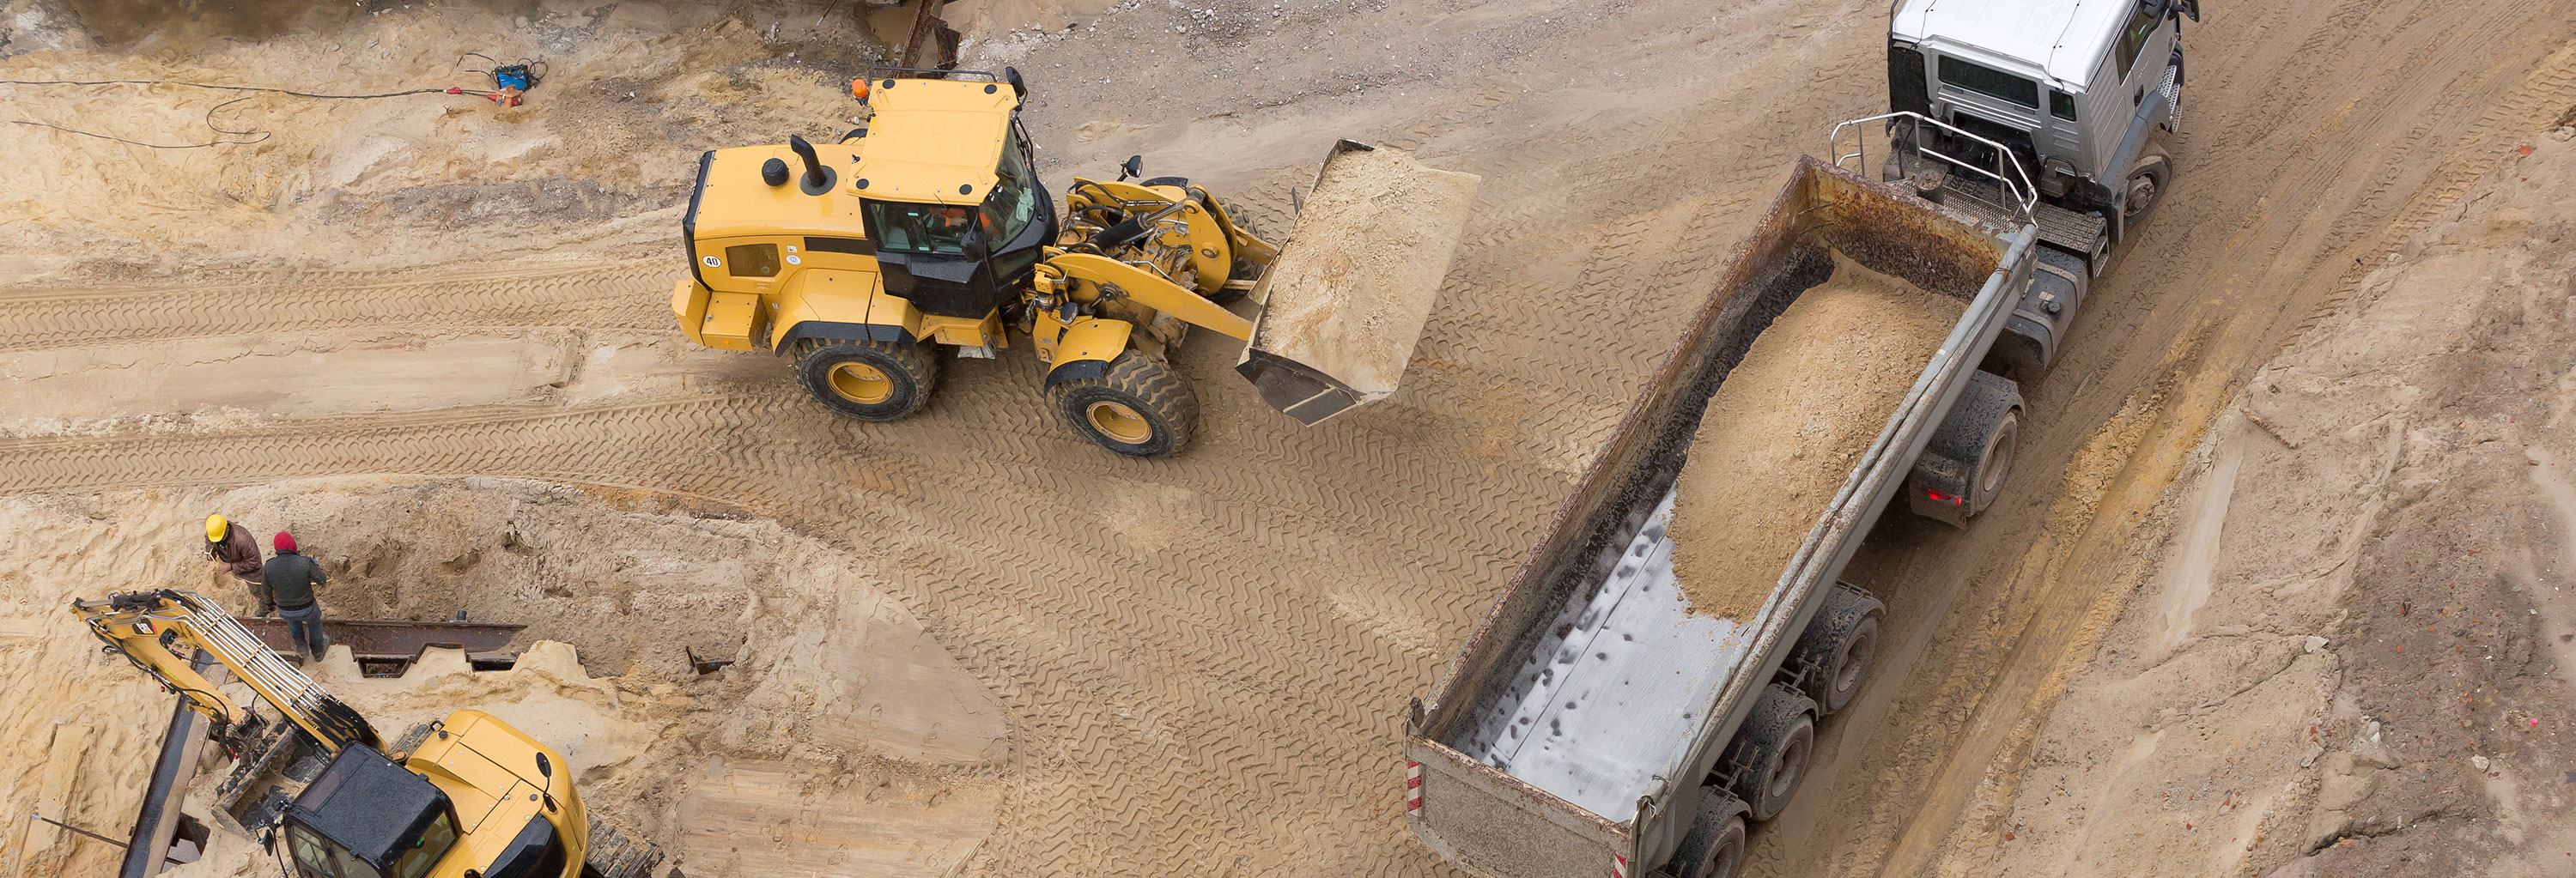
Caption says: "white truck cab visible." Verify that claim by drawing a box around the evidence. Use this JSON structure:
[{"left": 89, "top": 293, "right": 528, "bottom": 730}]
[{"left": 1885, "top": 0, "right": 2194, "bottom": 263}]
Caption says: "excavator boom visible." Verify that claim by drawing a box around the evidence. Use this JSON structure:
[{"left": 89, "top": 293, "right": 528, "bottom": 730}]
[{"left": 72, "top": 590, "right": 378, "bottom": 752}]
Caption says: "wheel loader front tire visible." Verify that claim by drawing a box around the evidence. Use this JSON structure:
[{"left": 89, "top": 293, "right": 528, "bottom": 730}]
[
  {"left": 1049, "top": 353, "right": 1198, "bottom": 457},
  {"left": 793, "top": 337, "right": 939, "bottom": 421}
]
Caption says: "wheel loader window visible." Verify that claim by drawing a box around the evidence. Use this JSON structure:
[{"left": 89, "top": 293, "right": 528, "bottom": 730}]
[
  {"left": 724, "top": 243, "right": 781, "bottom": 277},
  {"left": 984, "top": 129, "right": 1042, "bottom": 244},
  {"left": 1936, "top": 55, "right": 2038, "bottom": 109},
  {"left": 866, "top": 201, "right": 975, "bottom": 257}
]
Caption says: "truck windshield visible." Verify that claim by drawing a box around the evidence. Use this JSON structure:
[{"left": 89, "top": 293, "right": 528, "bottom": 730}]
[
  {"left": 1937, "top": 55, "right": 2039, "bottom": 109},
  {"left": 866, "top": 200, "right": 977, "bottom": 256}
]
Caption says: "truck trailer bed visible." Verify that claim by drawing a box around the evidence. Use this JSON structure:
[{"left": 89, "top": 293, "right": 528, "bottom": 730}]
[{"left": 1406, "top": 156, "right": 2036, "bottom": 878}]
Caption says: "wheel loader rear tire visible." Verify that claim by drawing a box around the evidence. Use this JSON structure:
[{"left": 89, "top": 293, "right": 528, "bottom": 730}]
[
  {"left": 1049, "top": 353, "right": 1197, "bottom": 457},
  {"left": 793, "top": 337, "right": 939, "bottom": 421}
]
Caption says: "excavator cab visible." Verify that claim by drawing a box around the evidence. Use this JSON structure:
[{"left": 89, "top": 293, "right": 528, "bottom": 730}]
[
  {"left": 68, "top": 591, "right": 650, "bottom": 878},
  {"left": 276, "top": 746, "right": 467, "bottom": 878}
]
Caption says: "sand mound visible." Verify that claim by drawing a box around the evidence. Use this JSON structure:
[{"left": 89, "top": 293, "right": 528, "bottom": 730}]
[
  {"left": 0, "top": 478, "right": 1006, "bottom": 878},
  {"left": 1670, "top": 252, "right": 1962, "bottom": 621}
]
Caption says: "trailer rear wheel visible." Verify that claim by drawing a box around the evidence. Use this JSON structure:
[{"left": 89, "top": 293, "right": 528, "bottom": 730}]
[
  {"left": 1727, "top": 686, "right": 1817, "bottom": 821},
  {"left": 1669, "top": 790, "right": 1749, "bottom": 878},
  {"left": 1791, "top": 584, "right": 1886, "bottom": 715}
]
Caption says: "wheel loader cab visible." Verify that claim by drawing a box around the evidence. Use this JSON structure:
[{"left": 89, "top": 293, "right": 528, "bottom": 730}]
[{"left": 674, "top": 70, "right": 1049, "bottom": 356}]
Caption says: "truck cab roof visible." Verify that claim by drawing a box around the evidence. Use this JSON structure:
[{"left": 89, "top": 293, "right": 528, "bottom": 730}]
[{"left": 1892, "top": 0, "right": 2133, "bottom": 87}]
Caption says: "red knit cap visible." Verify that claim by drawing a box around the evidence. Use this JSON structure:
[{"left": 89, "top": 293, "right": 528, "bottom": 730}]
[{"left": 273, "top": 532, "right": 296, "bottom": 553}]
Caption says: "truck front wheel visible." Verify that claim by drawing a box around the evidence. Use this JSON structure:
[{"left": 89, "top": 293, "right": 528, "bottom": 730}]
[{"left": 2123, "top": 141, "right": 2172, "bottom": 227}]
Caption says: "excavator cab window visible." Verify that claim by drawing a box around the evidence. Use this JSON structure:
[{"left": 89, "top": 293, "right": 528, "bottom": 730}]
[{"left": 286, "top": 824, "right": 380, "bottom": 878}]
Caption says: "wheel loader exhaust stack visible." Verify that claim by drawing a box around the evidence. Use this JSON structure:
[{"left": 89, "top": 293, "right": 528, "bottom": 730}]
[{"left": 671, "top": 67, "right": 1478, "bottom": 455}]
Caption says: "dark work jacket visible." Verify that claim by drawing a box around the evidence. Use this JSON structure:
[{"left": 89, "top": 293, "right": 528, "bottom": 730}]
[
  {"left": 210, "top": 527, "right": 262, "bottom": 581},
  {"left": 261, "top": 550, "right": 327, "bottom": 612}
]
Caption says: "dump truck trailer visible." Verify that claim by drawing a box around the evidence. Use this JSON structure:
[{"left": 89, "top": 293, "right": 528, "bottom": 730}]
[{"left": 1402, "top": 150, "right": 2087, "bottom": 877}]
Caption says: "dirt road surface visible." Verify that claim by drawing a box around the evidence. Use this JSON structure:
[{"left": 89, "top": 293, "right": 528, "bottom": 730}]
[
  {"left": 1967, "top": 127, "right": 2576, "bottom": 878},
  {"left": 3, "top": 0, "right": 2572, "bottom": 875}
]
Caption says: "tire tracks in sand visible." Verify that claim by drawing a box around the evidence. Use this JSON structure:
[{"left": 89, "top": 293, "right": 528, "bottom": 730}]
[{"left": 9, "top": 0, "right": 2568, "bottom": 875}]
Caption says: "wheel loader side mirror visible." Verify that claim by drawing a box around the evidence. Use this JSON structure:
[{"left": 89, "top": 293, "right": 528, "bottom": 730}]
[
  {"left": 534, "top": 751, "right": 551, "bottom": 778},
  {"left": 1119, "top": 154, "right": 1143, "bottom": 181},
  {"left": 1004, "top": 66, "right": 1027, "bottom": 105}
]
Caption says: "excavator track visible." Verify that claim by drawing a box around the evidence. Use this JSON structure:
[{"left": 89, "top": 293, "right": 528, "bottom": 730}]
[{"left": 581, "top": 815, "right": 667, "bottom": 878}]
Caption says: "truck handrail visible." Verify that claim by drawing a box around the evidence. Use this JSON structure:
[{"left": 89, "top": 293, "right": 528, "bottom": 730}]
[{"left": 1828, "top": 111, "right": 2038, "bottom": 227}]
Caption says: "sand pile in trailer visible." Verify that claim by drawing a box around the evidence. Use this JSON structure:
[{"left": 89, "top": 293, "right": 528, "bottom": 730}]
[
  {"left": 1670, "top": 252, "right": 1962, "bottom": 621},
  {"left": 0, "top": 479, "right": 1008, "bottom": 878}
]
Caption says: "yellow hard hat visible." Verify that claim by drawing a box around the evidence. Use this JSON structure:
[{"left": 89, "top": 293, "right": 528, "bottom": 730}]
[{"left": 206, "top": 514, "right": 228, "bottom": 542}]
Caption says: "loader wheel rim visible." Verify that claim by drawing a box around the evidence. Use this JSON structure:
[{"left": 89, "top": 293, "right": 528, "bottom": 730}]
[
  {"left": 829, "top": 362, "right": 894, "bottom": 404},
  {"left": 1086, "top": 401, "right": 1155, "bottom": 445}
]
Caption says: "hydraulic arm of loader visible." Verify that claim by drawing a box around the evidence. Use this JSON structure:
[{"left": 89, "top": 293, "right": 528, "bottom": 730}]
[{"left": 71, "top": 590, "right": 380, "bottom": 754}]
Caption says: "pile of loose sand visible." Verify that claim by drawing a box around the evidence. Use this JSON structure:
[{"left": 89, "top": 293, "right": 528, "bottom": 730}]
[
  {"left": 1670, "top": 252, "right": 1962, "bottom": 621},
  {"left": 1248, "top": 146, "right": 1478, "bottom": 397}
]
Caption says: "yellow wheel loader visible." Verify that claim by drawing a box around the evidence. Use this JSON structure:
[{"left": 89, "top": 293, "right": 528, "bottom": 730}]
[
  {"left": 70, "top": 590, "right": 661, "bottom": 878},
  {"left": 672, "top": 66, "right": 1479, "bottom": 456}
]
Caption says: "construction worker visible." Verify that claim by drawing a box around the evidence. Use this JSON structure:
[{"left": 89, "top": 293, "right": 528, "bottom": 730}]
[
  {"left": 204, "top": 514, "right": 264, "bottom": 602},
  {"left": 261, "top": 531, "right": 331, "bottom": 663}
]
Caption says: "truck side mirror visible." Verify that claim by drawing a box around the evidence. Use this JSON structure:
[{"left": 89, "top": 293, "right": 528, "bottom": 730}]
[{"left": 2178, "top": 0, "right": 2198, "bottom": 20}]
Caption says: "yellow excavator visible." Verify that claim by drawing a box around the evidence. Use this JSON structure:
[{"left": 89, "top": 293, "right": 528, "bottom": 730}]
[
  {"left": 672, "top": 66, "right": 1478, "bottom": 456},
  {"left": 71, "top": 590, "right": 660, "bottom": 878}
]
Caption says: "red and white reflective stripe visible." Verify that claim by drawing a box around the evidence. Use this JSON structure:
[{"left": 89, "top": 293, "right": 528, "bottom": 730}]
[
  {"left": 1609, "top": 853, "right": 1629, "bottom": 878},
  {"left": 1405, "top": 760, "right": 1424, "bottom": 813}
]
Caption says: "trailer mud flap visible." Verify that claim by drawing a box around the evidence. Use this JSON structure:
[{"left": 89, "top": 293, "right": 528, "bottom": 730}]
[{"left": 1236, "top": 141, "right": 1479, "bottom": 425}]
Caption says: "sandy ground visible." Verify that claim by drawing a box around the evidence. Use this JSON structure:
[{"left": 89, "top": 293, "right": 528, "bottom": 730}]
[
  {"left": 1674, "top": 252, "right": 1960, "bottom": 622},
  {"left": 1953, "top": 130, "right": 2576, "bottom": 878},
  {"left": 2, "top": 0, "right": 2573, "bottom": 875}
]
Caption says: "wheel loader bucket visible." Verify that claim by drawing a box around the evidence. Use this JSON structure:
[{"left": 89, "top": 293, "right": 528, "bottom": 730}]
[{"left": 1236, "top": 141, "right": 1479, "bottom": 425}]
